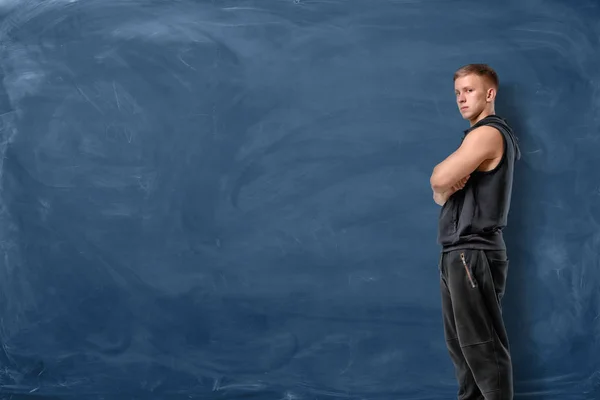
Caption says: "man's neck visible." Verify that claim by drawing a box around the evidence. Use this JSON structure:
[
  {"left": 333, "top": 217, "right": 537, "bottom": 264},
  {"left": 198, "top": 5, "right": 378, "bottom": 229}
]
[{"left": 469, "top": 109, "right": 495, "bottom": 126}]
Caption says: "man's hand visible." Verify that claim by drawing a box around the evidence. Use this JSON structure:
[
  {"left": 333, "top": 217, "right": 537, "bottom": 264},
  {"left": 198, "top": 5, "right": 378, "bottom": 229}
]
[
  {"left": 451, "top": 174, "right": 470, "bottom": 191},
  {"left": 432, "top": 175, "right": 470, "bottom": 206},
  {"left": 433, "top": 190, "right": 452, "bottom": 206}
]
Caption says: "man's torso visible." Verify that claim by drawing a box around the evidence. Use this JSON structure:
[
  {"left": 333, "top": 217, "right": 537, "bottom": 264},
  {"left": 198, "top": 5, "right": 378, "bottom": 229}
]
[{"left": 437, "top": 115, "right": 521, "bottom": 252}]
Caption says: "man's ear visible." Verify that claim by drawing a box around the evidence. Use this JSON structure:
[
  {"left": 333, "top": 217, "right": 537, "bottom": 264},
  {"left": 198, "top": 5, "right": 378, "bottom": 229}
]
[{"left": 486, "top": 87, "right": 496, "bottom": 103}]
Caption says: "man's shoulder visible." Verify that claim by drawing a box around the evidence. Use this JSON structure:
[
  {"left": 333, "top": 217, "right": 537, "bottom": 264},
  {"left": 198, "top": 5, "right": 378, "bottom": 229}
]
[
  {"left": 472, "top": 114, "right": 512, "bottom": 136},
  {"left": 469, "top": 123, "right": 504, "bottom": 136},
  {"left": 471, "top": 116, "right": 521, "bottom": 160},
  {"left": 463, "top": 124, "right": 504, "bottom": 149}
]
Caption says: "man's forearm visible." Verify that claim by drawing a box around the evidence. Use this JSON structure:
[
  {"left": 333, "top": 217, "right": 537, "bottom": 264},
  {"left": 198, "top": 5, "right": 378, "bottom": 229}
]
[
  {"left": 431, "top": 165, "right": 464, "bottom": 193},
  {"left": 431, "top": 173, "right": 470, "bottom": 206}
]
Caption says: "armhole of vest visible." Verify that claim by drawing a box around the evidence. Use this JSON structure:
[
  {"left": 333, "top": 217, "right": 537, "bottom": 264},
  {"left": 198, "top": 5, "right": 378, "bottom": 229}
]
[{"left": 477, "top": 123, "right": 509, "bottom": 175}]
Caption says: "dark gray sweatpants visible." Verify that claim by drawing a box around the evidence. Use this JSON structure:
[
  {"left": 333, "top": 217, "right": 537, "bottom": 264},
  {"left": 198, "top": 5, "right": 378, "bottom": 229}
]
[{"left": 439, "top": 249, "right": 514, "bottom": 400}]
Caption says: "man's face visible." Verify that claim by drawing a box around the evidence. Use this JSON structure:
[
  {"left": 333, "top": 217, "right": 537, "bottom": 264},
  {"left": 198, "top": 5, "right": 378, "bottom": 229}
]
[{"left": 454, "top": 74, "right": 494, "bottom": 122}]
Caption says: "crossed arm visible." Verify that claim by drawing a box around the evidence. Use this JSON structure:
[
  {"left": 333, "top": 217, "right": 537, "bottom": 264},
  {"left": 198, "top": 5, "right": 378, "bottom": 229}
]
[{"left": 430, "top": 125, "right": 503, "bottom": 205}]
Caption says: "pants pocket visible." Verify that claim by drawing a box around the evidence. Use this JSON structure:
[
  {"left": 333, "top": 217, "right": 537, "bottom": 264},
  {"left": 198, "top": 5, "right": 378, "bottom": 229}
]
[
  {"left": 485, "top": 257, "right": 509, "bottom": 306},
  {"left": 449, "top": 250, "right": 492, "bottom": 347}
]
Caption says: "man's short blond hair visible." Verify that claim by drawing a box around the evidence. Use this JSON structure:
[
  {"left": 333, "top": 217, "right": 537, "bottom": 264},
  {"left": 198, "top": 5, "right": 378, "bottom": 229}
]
[{"left": 454, "top": 64, "right": 499, "bottom": 89}]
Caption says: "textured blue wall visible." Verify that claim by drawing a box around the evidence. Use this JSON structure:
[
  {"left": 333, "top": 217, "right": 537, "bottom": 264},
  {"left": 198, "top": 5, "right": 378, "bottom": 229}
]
[{"left": 0, "top": 0, "right": 598, "bottom": 399}]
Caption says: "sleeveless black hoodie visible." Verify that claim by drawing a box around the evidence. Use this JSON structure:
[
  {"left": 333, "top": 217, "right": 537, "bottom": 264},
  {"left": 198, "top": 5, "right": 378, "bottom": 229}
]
[{"left": 437, "top": 115, "right": 521, "bottom": 252}]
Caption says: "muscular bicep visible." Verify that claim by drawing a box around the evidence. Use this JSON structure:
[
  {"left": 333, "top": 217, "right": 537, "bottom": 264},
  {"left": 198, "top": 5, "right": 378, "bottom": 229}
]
[{"left": 429, "top": 126, "right": 503, "bottom": 191}]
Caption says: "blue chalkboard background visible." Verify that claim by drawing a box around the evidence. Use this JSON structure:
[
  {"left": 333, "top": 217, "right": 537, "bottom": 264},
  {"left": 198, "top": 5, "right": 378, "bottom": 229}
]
[{"left": 0, "top": 0, "right": 599, "bottom": 399}]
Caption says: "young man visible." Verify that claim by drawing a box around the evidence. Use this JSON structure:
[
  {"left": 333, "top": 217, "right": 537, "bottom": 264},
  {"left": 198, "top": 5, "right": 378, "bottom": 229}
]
[{"left": 430, "top": 64, "right": 521, "bottom": 400}]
